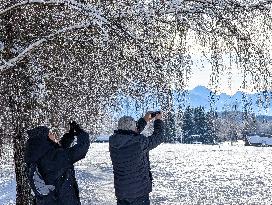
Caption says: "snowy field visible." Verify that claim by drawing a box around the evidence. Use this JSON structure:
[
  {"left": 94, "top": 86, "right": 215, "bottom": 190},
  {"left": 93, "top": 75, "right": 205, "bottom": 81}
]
[{"left": 1, "top": 142, "right": 272, "bottom": 205}]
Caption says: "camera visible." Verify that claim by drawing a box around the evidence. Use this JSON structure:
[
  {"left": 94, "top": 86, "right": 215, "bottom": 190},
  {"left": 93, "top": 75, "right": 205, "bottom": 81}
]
[
  {"left": 150, "top": 111, "right": 161, "bottom": 118},
  {"left": 69, "top": 121, "right": 77, "bottom": 133}
]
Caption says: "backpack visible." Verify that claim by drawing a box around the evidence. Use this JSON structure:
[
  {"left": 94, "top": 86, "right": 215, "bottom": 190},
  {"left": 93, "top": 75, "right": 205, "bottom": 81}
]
[{"left": 26, "top": 163, "right": 56, "bottom": 198}]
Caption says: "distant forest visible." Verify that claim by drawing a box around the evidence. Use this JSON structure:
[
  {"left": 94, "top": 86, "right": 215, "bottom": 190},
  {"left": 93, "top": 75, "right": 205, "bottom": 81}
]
[{"left": 162, "top": 106, "right": 272, "bottom": 144}]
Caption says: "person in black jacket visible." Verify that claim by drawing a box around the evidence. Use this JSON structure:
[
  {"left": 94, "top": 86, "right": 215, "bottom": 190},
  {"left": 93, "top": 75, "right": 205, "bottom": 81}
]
[
  {"left": 24, "top": 122, "right": 90, "bottom": 205},
  {"left": 109, "top": 112, "right": 165, "bottom": 205}
]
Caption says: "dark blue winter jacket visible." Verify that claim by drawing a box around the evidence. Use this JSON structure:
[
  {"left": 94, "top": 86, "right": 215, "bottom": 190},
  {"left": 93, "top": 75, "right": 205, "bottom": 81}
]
[
  {"left": 109, "top": 118, "right": 165, "bottom": 200},
  {"left": 24, "top": 126, "right": 90, "bottom": 205}
]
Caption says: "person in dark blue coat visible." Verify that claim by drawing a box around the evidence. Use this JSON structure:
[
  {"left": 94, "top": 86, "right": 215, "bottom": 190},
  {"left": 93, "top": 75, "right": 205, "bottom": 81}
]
[
  {"left": 24, "top": 122, "right": 90, "bottom": 205},
  {"left": 109, "top": 112, "right": 165, "bottom": 205}
]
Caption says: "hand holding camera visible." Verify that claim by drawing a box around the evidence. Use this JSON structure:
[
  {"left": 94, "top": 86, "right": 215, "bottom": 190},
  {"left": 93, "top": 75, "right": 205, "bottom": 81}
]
[
  {"left": 150, "top": 111, "right": 162, "bottom": 118},
  {"left": 154, "top": 111, "right": 162, "bottom": 120},
  {"left": 144, "top": 111, "right": 162, "bottom": 122},
  {"left": 69, "top": 121, "right": 82, "bottom": 134}
]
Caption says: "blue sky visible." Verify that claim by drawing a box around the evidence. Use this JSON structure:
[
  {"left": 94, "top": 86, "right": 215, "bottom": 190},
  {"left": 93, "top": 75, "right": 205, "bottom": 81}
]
[
  {"left": 186, "top": 54, "right": 253, "bottom": 95},
  {"left": 187, "top": 65, "right": 244, "bottom": 95}
]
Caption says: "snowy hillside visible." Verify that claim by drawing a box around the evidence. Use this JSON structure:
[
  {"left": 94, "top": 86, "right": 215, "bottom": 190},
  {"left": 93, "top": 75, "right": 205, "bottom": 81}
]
[{"left": 2, "top": 143, "right": 272, "bottom": 205}]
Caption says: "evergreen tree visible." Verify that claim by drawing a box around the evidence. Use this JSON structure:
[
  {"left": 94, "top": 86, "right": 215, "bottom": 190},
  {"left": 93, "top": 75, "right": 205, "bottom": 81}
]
[
  {"left": 165, "top": 107, "right": 177, "bottom": 143},
  {"left": 182, "top": 106, "right": 218, "bottom": 144},
  {"left": 205, "top": 111, "right": 218, "bottom": 144},
  {"left": 182, "top": 106, "right": 194, "bottom": 143},
  {"left": 176, "top": 104, "right": 184, "bottom": 142},
  {"left": 162, "top": 89, "right": 177, "bottom": 143},
  {"left": 193, "top": 107, "right": 207, "bottom": 142}
]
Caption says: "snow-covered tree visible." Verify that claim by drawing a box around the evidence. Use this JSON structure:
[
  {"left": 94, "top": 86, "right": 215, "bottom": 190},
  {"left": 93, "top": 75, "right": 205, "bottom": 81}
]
[{"left": 0, "top": 0, "right": 272, "bottom": 204}]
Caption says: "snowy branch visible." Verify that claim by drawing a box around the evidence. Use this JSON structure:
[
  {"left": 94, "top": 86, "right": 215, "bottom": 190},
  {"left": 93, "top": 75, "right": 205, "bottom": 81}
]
[
  {"left": 0, "top": 0, "right": 106, "bottom": 22},
  {"left": 0, "top": 21, "right": 95, "bottom": 72},
  {"left": 0, "top": 18, "right": 140, "bottom": 72},
  {"left": 0, "top": 1, "right": 64, "bottom": 16},
  {"left": 248, "top": 0, "right": 272, "bottom": 11}
]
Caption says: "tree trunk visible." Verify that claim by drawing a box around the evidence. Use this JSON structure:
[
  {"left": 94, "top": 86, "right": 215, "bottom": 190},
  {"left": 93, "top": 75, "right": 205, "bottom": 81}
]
[
  {"left": 13, "top": 131, "right": 34, "bottom": 205},
  {"left": 2, "top": 3, "right": 34, "bottom": 204},
  {"left": 8, "top": 67, "right": 34, "bottom": 205}
]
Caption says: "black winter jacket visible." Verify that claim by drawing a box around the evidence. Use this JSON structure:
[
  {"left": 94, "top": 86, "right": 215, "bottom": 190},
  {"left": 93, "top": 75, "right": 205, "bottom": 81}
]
[
  {"left": 24, "top": 126, "right": 90, "bottom": 205},
  {"left": 109, "top": 118, "right": 165, "bottom": 200}
]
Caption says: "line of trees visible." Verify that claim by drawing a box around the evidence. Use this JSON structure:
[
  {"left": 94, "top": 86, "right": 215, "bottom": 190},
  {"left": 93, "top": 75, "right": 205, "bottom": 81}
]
[{"left": 165, "top": 106, "right": 272, "bottom": 144}]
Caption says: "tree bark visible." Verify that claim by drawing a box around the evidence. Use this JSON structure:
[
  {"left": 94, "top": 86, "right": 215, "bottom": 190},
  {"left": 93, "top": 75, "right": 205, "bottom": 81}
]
[
  {"left": 2, "top": 2, "right": 34, "bottom": 204},
  {"left": 9, "top": 89, "right": 34, "bottom": 205}
]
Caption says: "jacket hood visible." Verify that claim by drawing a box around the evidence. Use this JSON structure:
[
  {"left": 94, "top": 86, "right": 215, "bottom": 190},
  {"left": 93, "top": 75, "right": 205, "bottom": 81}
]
[
  {"left": 26, "top": 126, "right": 49, "bottom": 140},
  {"left": 24, "top": 126, "right": 52, "bottom": 164},
  {"left": 110, "top": 130, "right": 139, "bottom": 149}
]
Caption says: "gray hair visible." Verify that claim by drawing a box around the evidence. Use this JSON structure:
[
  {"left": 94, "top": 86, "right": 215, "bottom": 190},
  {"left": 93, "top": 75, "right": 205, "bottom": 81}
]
[{"left": 117, "top": 116, "right": 136, "bottom": 131}]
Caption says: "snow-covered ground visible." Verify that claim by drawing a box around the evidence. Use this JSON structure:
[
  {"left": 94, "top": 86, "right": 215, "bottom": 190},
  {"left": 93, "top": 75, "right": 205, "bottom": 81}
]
[{"left": 2, "top": 143, "right": 272, "bottom": 205}]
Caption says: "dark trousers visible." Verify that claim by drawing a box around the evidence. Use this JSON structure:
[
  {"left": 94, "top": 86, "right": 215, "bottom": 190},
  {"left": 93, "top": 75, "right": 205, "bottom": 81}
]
[{"left": 117, "top": 194, "right": 150, "bottom": 205}]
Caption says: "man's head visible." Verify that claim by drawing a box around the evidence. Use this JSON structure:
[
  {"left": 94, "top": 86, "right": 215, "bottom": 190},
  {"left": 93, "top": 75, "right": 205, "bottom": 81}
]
[{"left": 117, "top": 116, "right": 137, "bottom": 131}]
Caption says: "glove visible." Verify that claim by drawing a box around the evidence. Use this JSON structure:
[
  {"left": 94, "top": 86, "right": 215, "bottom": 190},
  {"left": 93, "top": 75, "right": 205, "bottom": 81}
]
[
  {"left": 69, "top": 121, "right": 76, "bottom": 134},
  {"left": 74, "top": 124, "right": 82, "bottom": 133},
  {"left": 70, "top": 121, "right": 82, "bottom": 134}
]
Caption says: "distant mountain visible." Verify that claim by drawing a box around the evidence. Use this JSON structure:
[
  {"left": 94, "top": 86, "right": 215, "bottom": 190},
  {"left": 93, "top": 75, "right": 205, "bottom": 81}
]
[
  {"left": 191, "top": 86, "right": 211, "bottom": 97},
  {"left": 115, "top": 86, "right": 272, "bottom": 117},
  {"left": 175, "top": 86, "right": 272, "bottom": 116}
]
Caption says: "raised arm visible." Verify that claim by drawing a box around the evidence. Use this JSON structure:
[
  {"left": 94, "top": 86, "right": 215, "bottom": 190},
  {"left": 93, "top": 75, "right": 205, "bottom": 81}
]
[
  {"left": 137, "top": 118, "right": 147, "bottom": 133},
  {"left": 59, "top": 132, "right": 75, "bottom": 149},
  {"left": 136, "top": 112, "right": 154, "bottom": 133},
  {"left": 140, "top": 119, "right": 165, "bottom": 152},
  {"left": 59, "top": 122, "right": 76, "bottom": 148},
  {"left": 66, "top": 124, "right": 90, "bottom": 164}
]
